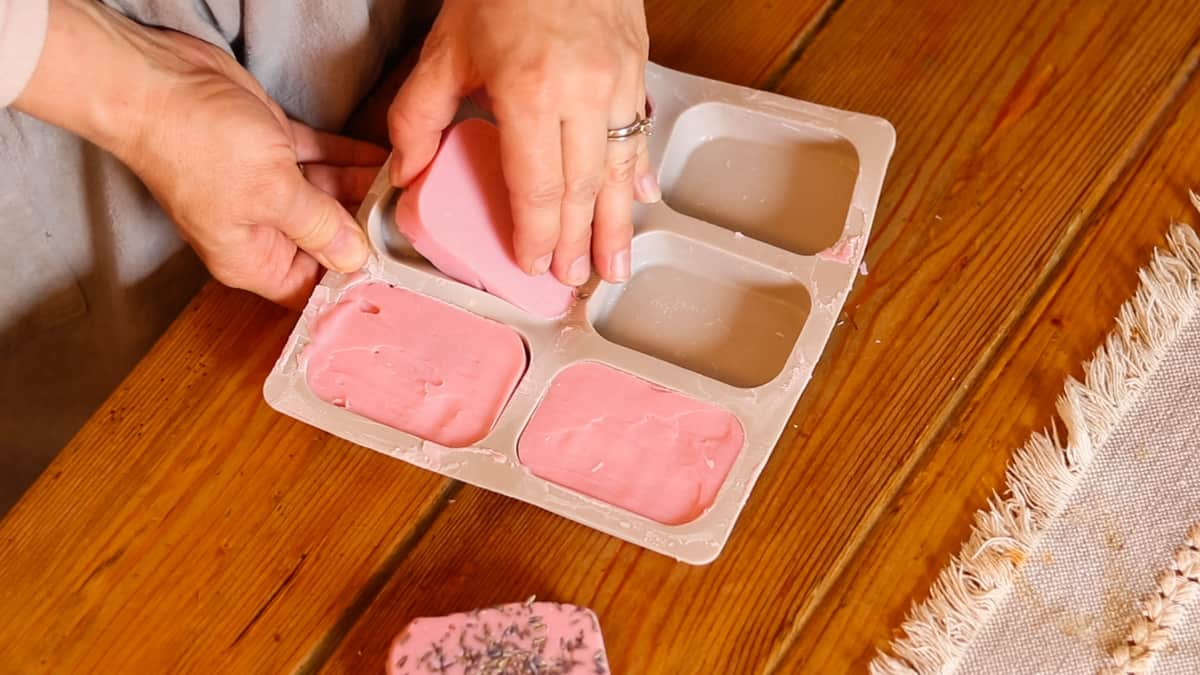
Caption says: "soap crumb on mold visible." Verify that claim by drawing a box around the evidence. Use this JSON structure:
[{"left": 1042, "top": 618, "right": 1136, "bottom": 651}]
[{"left": 818, "top": 234, "right": 864, "bottom": 264}]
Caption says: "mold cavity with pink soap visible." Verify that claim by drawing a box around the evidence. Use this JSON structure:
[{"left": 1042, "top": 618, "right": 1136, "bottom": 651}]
[
  {"left": 518, "top": 362, "right": 744, "bottom": 525},
  {"left": 304, "top": 282, "right": 527, "bottom": 448}
]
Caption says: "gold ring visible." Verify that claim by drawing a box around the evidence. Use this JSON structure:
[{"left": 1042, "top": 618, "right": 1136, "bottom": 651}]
[{"left": 607, "top": 115, "right": 653, "bottom": 141}]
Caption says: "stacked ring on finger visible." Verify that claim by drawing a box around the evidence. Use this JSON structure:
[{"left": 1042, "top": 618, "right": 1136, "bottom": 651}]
[{"left": 606, "top": 114, "right": 653, "bottom": 141}]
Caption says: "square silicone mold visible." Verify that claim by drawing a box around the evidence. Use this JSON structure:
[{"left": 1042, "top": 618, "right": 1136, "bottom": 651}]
[{"left": 264, "top": 62, "right": 895, "bottom": 565}]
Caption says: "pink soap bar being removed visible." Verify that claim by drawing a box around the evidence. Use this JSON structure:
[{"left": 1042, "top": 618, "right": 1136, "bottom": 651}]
[
  {"left": 304, "top": 282, "right": 526, "bottom": 447},
  {"left": 395, "top": 118, "right": 575, "bottom": 318},
  {"left": 519, "top": 363, "right": 744, "bottom": 525},
  {"left": 387, "top": 601, "right": 608, "bottom": 675}
]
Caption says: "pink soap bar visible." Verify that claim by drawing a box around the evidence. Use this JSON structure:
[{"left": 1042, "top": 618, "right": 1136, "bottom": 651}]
[
  {"left": 387, "top": 601, "right": 608, "bottom": 675},
  {"left": 395, "top": 118, "right": 575, "bottom": 318},
  {"left": 518, "top": 363, "right": 744, "bottom": 525},
  {"left": 304, "top": 283, "right": 525, "bottom": 447}
]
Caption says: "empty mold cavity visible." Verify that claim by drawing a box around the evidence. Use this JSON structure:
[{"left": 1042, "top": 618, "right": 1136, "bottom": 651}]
[
  {"left": 659, "top": 102, "right": 859, "bottom": 255},
  {"left": 518, "top": 362, "right": 744, "bottom": 525},
  {"left": 373, "top": 196, "right": 423, "bottom": 262},
  {"left": 589, "top": 231, "right": 810, "bottom": 388},
  {"left": 304, "top": 283, "right": 527, "bottom": 447}
]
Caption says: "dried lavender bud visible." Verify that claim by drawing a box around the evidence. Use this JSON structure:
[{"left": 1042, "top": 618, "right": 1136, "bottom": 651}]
[{"left": 389, "top": 602, "right": 607, "bottom": 675}]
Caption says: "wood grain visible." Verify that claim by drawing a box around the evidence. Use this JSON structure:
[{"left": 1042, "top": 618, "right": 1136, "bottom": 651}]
[
  {"left": 0, "top": 285, "right": 453, "bottom": 673},
  {"left": 0, "top": 2, "right": 836, "bottom": 674},
  {"left": 319, "top": 2, "right": 1200, "bottom": 674},
  {"left": 778, "top": 58, "right": 1200, "bottom": 674},
  {"left": 644, "top": 0, "right": 836, "bottom": 85}
]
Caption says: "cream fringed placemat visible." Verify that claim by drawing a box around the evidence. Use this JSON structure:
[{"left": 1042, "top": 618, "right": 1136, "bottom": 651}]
[{"left": 874, "top": 207, "right": 1200, "bottom": 675}]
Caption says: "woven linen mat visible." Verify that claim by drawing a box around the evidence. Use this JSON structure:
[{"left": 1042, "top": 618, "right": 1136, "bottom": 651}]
[{"left": 873, "top": 211, "right": 1200, "bottom": 674}]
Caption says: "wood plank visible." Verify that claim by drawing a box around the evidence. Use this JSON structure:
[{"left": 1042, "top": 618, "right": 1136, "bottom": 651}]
[
  {"left": 0, "top": 2, "right": 833, "bottom": 673},
  {"left": 644, "top": 0, "right": 835, "bottom": 85},
  {"left": 0, "top": 285, "right": 453, "bottom": 673},
  {"left": 777, "top": 53, "right": 1200, "bottom": 675},
  {"left": 318, "top": 2, "right": 1200, "bottom": 673}
]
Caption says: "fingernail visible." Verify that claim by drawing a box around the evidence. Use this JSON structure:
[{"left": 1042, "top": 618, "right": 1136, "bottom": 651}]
[
  {"left": 567, "top": 255, "right": 590, "bottom": 286},
  {"left": 610, "top": 248, "right": 631, "bottom": 282},
  {"left": 531, "top": 252, "right": 553, "bottom": 276},
  {"left": 325, "top": 225, "right": 368, "bottom": 272},
  {"left": 637, "top": 172, "right": 662, "bottom": 203}
]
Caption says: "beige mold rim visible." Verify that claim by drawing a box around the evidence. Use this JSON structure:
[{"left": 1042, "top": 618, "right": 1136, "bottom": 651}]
[{"left": 263, "top": 62, "right": 897, "bottom": 566}]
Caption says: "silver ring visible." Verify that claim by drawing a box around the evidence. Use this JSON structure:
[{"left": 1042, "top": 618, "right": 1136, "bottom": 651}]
[
  {"left": 297, "top": 162, "right": 307, "bottom": 177},
  {"left": 607, "top": 115, "right": 653, "bottom": 141}
]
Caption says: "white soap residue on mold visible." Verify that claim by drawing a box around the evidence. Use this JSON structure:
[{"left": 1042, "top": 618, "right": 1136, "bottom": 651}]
[
  {"left": 780, "top": 366, "right": 811, "bottom": 393},
  {"left": 459, "top": 444, "right": 509, "bottom": 465},
  {"left": 263, "top": 61, "right": 898, "bottom": 567},
  {"left": 812, "top": 286, "right": 849, "bottom": 316},
  {"left": 859, "top": 261, "right": 870, "bottom": 276},
  {"left": 553, "top": 325, "right": 580, "bottom": 353}
]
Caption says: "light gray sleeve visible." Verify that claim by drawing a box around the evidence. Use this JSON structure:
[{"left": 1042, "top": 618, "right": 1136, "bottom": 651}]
[
  {"left": 101, "top": 0, "right": 417, "bottom": 131},
  {"left": 100, "top": 0, "right": 240, "bottom": 52}
]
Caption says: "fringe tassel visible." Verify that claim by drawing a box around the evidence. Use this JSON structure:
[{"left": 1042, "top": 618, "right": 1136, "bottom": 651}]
[
  {"left": 1103, "top": 523, "right": 1200, "bottom": 674},
  {"left": 871, "top": 200, "right": 1200, "bottom": 675}
]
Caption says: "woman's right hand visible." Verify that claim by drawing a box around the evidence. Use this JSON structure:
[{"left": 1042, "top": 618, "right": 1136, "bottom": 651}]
[{"left": 388, "top": 0, "right": 657, "bottom": 287}]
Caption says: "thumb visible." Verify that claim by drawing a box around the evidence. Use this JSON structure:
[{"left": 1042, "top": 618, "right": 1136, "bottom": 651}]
[
  {"left": 272, "top": 168, "right": 370, "bottom": 273},
  {"left": 388, "top": 44, "right": 468, "bottom": 186}
]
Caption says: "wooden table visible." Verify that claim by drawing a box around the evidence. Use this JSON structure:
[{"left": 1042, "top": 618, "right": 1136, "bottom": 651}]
[{"left": 4, "top": 1, "right": 1200, "bottom": 672}]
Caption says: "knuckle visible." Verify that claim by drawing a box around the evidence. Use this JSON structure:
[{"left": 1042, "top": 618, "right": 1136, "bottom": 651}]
[
  {"left": 607, "top": 152, "right": 639, "bottom": 184},
  {"left": 499, "top": 59, "right": 561, "bottom": 111},
  {"left": 564, "top": 174, "right": 603, "bottom": 205},
  {"left": 577, "top": 51, "right": 620, "bottom": 88},
  {"left": 292, "top": 202, "right": 338, "bottom": 249},
  {"left": 520, "top": 81, "right": 560, "bottom": 115},
  {"left": 560, "top": 226, "right": 593, "bottom": 250},
  {"left": 391, "top": 99, "right": 438, "bottom": 131},
  {"left": 520, "top": 180, "right": 565, "bottom": 210},
  {"left": 622, "top": 25, "right": 650, "bottom": 57},
  {"left": 515, "top": 226, "right": 559, "bottom": 256},
  {"left": 596, "top": 218, "right": 633, "bottom": 242},
  {"left": 632, "top": 33, "right": 650, "bottom": 58},
  {"left": 495, "top": 83, "right": 557, "bottom": 119}
]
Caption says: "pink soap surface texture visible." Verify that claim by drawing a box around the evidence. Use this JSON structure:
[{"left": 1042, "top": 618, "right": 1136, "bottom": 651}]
[
  {"left": 387, "top": 601, "right": 608, "bottom": 675},
  {"left": 395, "top": 118, "right": 575, "bottom": 318},
  {"left": 518, "top": 363, "right": 744, "bottom": 525},
  {"left": 303, "top": 282, "right": 526, "bottom": 448}
]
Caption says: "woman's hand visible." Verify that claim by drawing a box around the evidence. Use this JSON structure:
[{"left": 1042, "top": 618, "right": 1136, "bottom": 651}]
[
  {"left": 15, "top": 0, "right": 384, "bottom": 308},
  {"left": 122, "top": 31, "right": 386, "bottom": 308},
  {"left": 388, "top": 0, "right": 657, "bottom": 287}
]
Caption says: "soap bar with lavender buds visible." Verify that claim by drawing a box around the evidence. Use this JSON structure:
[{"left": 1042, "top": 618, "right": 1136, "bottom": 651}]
[{"left": 387, "top": 601, "right": 609, "bottom": 675}]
